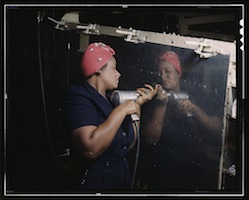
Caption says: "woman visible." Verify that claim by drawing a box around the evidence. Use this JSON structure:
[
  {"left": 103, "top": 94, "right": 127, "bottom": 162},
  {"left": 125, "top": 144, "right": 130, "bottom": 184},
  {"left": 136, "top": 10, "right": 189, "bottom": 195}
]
[
  {"left": 63, "top": 42, "right": 158, "bottom": 190},
  {"left": 138, "top": 51, "right": 222, "bottom": 190},
  {"left": 144, "top": 51, "right": 222, "bottom": 143}
]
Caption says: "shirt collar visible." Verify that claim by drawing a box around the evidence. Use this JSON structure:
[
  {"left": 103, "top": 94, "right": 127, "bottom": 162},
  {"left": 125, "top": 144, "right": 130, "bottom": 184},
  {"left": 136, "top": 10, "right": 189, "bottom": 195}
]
[{"left": 83, "top": 80, "right": 114, "bottom": 109}]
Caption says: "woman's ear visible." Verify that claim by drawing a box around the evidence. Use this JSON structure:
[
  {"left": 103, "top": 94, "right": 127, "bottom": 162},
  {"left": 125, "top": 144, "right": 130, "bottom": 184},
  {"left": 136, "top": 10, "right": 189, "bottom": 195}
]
[{"left": 95, "top": 69, "right": 101, "bottom": 75}]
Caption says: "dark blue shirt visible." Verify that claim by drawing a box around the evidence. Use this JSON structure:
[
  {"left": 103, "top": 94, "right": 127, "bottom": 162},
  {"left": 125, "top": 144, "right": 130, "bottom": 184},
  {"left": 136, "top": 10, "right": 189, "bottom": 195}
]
[
  {"left": 63, "top": 81, "right": 135, "bottom": 190},
  {"left": 138, "top": 97, "right": 222, "bottom": 191}
]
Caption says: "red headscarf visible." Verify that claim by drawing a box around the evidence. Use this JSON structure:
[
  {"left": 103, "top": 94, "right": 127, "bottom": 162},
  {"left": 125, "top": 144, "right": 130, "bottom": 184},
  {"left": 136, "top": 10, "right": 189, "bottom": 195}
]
[
  {"left": 81, "top": 42, "right": 115, "bottom": 77},
  {"left": 160, "top": 51, "right": 182, "bottom": 76}
]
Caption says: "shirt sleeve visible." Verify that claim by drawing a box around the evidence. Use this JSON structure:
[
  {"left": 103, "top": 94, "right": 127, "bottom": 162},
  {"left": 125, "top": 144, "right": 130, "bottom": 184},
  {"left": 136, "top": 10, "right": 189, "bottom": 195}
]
[{"left": 63, "top": 86, "right": 98, "bottom": 133}]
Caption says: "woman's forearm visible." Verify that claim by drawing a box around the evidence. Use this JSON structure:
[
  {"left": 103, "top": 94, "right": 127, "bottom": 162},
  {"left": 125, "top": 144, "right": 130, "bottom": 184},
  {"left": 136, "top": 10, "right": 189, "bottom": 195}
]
[
  {"left": 193, "top": 105, "right": 222, "bottom": 133},
  {"left": 143, "top": 104, "right": 167, "bottom": 143}
]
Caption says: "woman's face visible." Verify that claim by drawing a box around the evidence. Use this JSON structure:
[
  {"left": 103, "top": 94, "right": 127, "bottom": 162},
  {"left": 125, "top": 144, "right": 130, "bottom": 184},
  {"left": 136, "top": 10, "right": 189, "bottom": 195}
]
[
  {"left": 157, "top": 60, "right": 181, "bottom": 91},
  {"left": 100, "top": 56, "right": 121, "bottom": 90}
]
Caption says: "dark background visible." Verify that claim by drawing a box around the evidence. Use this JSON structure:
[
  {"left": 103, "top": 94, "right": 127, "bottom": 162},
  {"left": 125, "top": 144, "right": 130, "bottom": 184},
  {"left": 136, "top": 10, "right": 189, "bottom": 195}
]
[{"left": 2, "top": 4, "right": 244, "bottom": 199}]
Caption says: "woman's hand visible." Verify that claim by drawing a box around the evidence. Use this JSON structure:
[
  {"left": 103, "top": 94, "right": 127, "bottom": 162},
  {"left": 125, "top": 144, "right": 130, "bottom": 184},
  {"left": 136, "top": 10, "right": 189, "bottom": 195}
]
[
  {"left": 135, "top": 84, "right": 159, "bottom": 106},
  {"left": 118, "top": 99, "right": 140, "bottom": 116},
  {"left": 177, "top": 99, "right": 196, "bottom": 115},
  {"left": 155, "top": 84, "right": 169, "bottom": 105}
]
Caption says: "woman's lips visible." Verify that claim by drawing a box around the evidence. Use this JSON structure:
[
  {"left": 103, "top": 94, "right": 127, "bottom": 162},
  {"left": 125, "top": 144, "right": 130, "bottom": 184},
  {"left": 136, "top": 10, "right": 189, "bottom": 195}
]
[{"left": 162, "top": 80, "right": 170, "bottom": 85}]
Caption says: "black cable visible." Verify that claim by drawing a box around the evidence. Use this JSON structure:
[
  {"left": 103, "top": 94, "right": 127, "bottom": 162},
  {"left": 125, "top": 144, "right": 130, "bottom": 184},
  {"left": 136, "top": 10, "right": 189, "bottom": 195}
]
[
  {"left": 188, "top": 116, "right": 202, "bottom": 164},
  {"left": 66, "top": 32, "right": 71, "bottom": 86},
  {"left": 37, "top": 12, "right": 57, "bottom": 165},
  {"left": 131, "top": 120, "right": 140, "bottom": 189},
  {"left": 189, "top": 115, "right": 199, "bottom": 139}
]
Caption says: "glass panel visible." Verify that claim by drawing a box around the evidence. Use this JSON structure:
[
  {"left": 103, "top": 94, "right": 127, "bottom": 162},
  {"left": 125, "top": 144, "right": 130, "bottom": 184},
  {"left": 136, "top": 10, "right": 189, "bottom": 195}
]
[{"left": 90, "top": 35, "right": 229, "bottom": 192}]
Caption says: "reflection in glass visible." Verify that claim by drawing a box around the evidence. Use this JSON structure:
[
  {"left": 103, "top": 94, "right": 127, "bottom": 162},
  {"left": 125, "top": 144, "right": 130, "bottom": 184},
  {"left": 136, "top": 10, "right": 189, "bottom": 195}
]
[
  {"left": 90, "top": 36, "right": 229, "bottom": 191},
  {"left": 137, "top": 48, "right": 228, "bottom": 191}
]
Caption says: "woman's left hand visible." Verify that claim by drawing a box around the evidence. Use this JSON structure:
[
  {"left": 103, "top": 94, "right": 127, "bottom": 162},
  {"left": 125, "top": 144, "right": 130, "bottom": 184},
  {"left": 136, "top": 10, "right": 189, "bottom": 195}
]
[
  {"left": 135, "top": 84, "right": 159, "bottom": 106},
  {"left": 177, "top": 99, "right": 196, "bottom": 114}
]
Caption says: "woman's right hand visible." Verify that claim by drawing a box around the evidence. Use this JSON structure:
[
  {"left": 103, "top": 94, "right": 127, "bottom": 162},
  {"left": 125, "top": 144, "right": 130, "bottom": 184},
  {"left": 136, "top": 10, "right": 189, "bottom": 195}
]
[
  {"left": 118, "top": 100, "right": 140, "bottom": 117},
  {"left": 156, "top": 84, "right": 169, "bottom": 104},
  {"left": 135, "top": 84, "right": 158, "bottom": 106}
]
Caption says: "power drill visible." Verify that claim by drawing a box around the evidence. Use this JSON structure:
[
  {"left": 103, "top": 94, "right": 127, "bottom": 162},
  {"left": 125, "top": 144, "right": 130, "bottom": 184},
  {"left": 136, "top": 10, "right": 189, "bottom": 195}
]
[{"left": 110, "top": 90, "right": 192, "bottom": 120}]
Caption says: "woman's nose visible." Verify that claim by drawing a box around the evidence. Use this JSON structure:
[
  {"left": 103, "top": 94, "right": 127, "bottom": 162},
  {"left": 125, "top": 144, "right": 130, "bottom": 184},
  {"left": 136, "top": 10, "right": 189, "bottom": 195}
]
[
  {"left": 117, "top": 70, "right": 121, "bottom": 78},
  {"left": 161, "top": 71, "right": 167, "bottom": 79}
]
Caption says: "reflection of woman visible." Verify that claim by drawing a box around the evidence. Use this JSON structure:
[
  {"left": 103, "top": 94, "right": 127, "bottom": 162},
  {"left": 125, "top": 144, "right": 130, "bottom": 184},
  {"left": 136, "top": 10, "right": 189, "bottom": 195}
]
[
  {"left": 63, "top": 42, "right": 157, "bottom": 190},
  {"left": 138, "top": 51, "right": 222, "bottom": 190}
]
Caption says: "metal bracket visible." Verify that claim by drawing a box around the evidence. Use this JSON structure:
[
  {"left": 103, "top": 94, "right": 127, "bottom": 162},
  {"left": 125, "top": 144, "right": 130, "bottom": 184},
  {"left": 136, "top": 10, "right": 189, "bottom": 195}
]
[
  {"left": 185, "top": 38, "right": 219, "bottom": 58},
  {"left": 76, "top": 24, "right": 99, "bottom": 35},
  {"left": 57, "top": 148, "right": 71, "bottom": 158},
  {"left": 48, "top": 16, "right": 99, "bottom": 35},
  {"left": 48, "top": 17, "right": 68, "bottom": 31},
  {"left": 224, "top": 164, "right": 236, "bottom": 177},
  {"left": 116, "top": 27, "right": 147, "bottom": 44}
]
